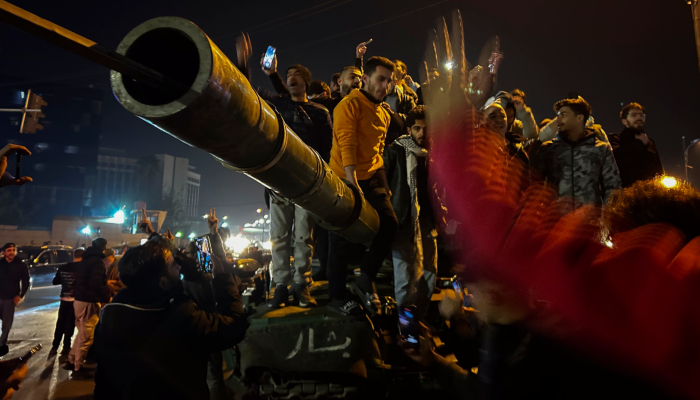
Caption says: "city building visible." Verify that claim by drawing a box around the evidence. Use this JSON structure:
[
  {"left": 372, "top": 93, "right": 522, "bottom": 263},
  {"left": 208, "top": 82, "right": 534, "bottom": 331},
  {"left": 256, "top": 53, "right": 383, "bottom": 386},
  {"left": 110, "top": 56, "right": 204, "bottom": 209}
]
[
  {"left": 0, "top": 79, "right": 103, "bottom": 226},
  {"left": 96, "top": 149, "right": 201, "bottom": 220}
]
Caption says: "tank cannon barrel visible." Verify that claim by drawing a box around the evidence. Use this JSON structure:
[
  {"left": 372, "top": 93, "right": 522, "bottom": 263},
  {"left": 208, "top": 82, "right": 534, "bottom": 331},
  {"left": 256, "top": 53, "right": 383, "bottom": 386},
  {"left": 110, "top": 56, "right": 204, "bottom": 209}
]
[{"left": 109, "top": 17, "right": 378, "bottom": 243}]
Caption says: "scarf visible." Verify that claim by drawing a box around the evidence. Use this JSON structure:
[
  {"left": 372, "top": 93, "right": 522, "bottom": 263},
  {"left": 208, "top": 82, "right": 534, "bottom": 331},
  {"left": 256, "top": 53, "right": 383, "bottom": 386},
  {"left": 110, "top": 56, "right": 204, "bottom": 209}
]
[{"left": 394, "top": 135, "right": 429, "bottom": 222}]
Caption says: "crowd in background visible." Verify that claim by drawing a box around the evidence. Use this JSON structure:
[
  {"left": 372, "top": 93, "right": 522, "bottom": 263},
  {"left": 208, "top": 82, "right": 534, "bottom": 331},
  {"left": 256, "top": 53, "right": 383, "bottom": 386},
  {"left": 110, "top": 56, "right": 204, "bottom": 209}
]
[{"left": 0, "top": 20, "right": 694, "bottom": 399}]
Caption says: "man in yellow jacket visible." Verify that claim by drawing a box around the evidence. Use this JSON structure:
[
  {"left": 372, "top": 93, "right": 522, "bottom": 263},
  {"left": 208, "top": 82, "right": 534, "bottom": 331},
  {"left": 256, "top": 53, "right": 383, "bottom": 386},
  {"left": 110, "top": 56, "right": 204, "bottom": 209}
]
[{"left": 327, "top": 56, "right": 399, "bottom": 316}]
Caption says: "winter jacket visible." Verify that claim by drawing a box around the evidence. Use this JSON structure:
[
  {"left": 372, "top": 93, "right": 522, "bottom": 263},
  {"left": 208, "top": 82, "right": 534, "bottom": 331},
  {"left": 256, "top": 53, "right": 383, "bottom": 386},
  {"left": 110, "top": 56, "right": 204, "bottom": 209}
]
[
  {"left": 0, "top": 257, "right": 29, "bottom": 300},
  {"left": 608, "top": 128, "right": 664, "bottom": 187},
  {"left": 53, "top": 261, "right": 78, "bottom": 300},
  {"left": 93, "top": 273, "right": 248, "bottom": 400},
  {"left": 258, "top": 73, "right": 334, "bottom": 162},
  {"left": 73, "top": 246, "right": 110, "bottom": 304},
  {"left": 532, "top": 129, "right": 621, "bottom": 210}
]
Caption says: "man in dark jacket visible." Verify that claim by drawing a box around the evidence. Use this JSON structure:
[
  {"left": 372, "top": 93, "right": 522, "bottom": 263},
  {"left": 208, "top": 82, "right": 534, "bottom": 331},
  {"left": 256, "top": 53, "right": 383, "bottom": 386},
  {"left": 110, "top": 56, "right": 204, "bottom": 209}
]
[
  {"left": 0, "top": 243, "right": 29, "bottom": 357},
  {"left": 256, "top": 51, "right": 332, "bottom": 308},
  {"left": 66, "top": 238, "right": 110, "bottom": 378},
  {"left": 49, "top": 248, "right": 83, "bottom": 357},
  {"left": 94, "top": 237, "right": 248, "bottom": 400},
  {"left": 532, "top": 98, "right": 621, "bottom": 211},
  {"left": 383, "top": 77, "right": 417, "bottom": 146},
  {"left": 608, "top": 103, "right": 664, "bottom": 187},
  {"left": 384, "top": 106, "right": 436, "bottom": 315}
]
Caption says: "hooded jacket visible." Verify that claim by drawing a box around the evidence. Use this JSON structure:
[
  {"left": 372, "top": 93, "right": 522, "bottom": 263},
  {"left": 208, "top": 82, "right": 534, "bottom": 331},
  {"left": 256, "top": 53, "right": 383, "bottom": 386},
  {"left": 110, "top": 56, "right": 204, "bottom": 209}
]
[
  {"left": 533, "top": 129, "right": 621, "bottom": 210},
  {"left": 93, "top": 273, "right": 248, "bottom": 400},
  {"left": 607, "top": 128, "right": 664, "bottom": 187},
  {"left": 73, "top": 246, "right": 110, "bottom": 304}
]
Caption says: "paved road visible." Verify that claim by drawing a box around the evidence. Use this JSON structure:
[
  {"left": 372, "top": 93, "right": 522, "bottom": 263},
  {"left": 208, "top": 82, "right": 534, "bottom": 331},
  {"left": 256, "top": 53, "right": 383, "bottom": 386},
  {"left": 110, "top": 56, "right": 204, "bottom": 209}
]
[{"left": 5, "top": 273, "right": 94, "bottom": 400}]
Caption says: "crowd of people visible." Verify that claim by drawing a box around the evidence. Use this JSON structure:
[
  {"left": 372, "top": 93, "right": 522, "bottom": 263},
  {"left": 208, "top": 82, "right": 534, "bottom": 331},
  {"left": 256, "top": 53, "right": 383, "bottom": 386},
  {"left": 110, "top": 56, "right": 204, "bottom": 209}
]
[{"left": 0, "top": 21, "right": 694, "bottom": 399}]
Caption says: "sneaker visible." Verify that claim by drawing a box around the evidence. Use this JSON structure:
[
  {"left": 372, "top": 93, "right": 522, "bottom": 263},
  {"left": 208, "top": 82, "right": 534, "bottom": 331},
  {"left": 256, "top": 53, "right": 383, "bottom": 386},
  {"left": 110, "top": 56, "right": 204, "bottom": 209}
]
[
  {"left": 71, "top": 369, "right": 93, "bottom": 380},
  {"left": 62, "top": 362, "right": 75, "bottom": 371},
  {"left": 48, "top": 347, "right": 58, "bottom": 358},
  {"left": 352, "top": 282, "right": 381, "bottom": 315},
  {"left": 328, "top": 299, "right": 364, "bottom": 316},
  {"left": 268, "top": 284, "right": 289, "bottom": 308},
  {"left": 0, "top": 345, "right": 8, "bottom": 357},
  {"left": 292, "top": 283, "right": 317, "bottom": 307}
]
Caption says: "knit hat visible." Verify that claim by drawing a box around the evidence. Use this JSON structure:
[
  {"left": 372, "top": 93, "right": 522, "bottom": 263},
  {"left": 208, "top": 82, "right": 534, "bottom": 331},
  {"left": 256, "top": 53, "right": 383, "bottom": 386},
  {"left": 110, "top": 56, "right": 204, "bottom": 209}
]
[
  {"left": 1, "top": 243, "right": 16, "bottom": 252},
  {"left": 286, "top": 64, "right": 312, "bottom": 92}
]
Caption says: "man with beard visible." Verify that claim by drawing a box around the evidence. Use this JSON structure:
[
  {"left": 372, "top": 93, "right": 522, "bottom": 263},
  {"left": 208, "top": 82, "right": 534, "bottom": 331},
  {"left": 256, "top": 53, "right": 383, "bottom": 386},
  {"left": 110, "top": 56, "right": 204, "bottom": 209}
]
[
  {"left": 327, "top": 56, "right": 399, "bottom": 316},
  {"left": 0, "top": 243, "right": 29, "bottom": 357},
  {"left": 324, "top": 66, "right": 363, "bottom": 113},
  {"left": 93, "top": 238, "right": 248, "bottom": 400},
  {"left": 383, "top": 74, "right": 417, "bottom": 146},
  {"left": 532, "top": 97, "right": 621, "bottom": 211},
  {"left": 608, "top": 103, "right": 664, "bottom": 187},
  {"left": 384, "top": 106, "right": 437, "bottom": 315}
]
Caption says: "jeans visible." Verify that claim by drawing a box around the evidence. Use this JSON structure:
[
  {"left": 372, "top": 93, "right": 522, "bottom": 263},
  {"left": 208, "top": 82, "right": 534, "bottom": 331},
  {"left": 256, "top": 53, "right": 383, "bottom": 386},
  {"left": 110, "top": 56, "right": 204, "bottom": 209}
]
[
  {"left": 0, "top": 299, "right": 15, "bottom": 347},
  {"left": 69, "top": 301, "right": 100, "bottom": 370},
  {"left": 52, "top": 300, "right": 76, "bottom": 350},
  {"left": 392, "top": 216, "right": 438, "bottom": 315},
  {"left": 328, "top": 174, "right": 399, "bottom": 300},
  {"left": 270, "top": 199, "right": 315, "bottom": 286}
]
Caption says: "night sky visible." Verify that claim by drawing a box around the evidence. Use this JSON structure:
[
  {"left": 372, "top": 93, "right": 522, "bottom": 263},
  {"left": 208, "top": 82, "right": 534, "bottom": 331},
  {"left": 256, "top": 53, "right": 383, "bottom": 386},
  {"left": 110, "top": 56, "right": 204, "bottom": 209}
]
[{"left": 2, "top": 0, "right": 699, "bottom": 227}]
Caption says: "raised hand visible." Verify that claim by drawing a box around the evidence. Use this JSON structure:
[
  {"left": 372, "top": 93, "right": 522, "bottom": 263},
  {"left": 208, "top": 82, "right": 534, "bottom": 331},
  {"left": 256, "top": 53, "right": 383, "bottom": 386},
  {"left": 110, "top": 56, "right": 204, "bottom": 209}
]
[
  {"left": 207, "top": 208, "right": 219, "bottom": 235},
  {"left": 355, "top": 42, "right": 367, "bottom": 59},
  {"left": 138, "top": 208, "right": 155, "bottom": 235},
  {"left": 0, "top": 144, "right": 32, "bottom": 188}
]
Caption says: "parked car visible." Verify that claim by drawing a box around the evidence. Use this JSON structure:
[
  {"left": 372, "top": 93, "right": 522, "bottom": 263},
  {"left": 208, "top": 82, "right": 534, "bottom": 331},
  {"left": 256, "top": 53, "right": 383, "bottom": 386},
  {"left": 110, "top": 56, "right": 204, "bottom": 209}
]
[{"left": 27, "top": 245, "right": 74, "bottom": 287}]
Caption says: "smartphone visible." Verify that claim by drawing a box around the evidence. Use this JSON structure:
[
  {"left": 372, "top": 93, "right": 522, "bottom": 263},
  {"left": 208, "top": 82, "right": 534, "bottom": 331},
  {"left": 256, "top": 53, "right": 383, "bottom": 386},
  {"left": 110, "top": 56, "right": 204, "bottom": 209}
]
[
  {"left": 398, "top": 306, "right": 421, "bottom": 349},
  {"left": 263, "top": 46, "right": 276, "bottom": 69},
  {"left": 15, "top": 154, "right": 21, "bottom": 178},
  {"left": 452, "top": 277, "right": 471, "bottom": 308}
]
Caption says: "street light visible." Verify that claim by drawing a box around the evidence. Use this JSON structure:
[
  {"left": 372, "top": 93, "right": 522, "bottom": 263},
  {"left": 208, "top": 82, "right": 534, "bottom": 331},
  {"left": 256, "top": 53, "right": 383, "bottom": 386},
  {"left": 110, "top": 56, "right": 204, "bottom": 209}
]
[
  {"left": 188, "top": 232, "right": 196, "bottom": 239},
  {"left": 175, "top": 232, "right": 183, "bottom": 238},
  {"left": 682, "top": 136, "right": 700, "bottom": 182},
  {"left": 81, "top": 226, "right": 91, "bottom": 235},
  {"left": 256, "top": 209, "right": 262, "bottom": 213}
]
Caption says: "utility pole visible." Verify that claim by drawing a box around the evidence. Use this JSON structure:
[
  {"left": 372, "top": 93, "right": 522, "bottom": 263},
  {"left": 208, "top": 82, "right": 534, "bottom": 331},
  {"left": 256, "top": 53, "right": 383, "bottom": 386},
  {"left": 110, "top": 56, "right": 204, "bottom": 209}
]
[{"left": 691, "top": 0, "right": 700, "bottom": 74}]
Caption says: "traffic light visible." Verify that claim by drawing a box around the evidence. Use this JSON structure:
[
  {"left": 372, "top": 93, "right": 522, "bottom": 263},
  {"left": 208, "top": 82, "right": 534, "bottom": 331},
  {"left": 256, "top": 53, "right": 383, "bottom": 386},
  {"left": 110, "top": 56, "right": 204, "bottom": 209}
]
[{"left": 20, "top": 89, "right": 47, "bottom": 134}]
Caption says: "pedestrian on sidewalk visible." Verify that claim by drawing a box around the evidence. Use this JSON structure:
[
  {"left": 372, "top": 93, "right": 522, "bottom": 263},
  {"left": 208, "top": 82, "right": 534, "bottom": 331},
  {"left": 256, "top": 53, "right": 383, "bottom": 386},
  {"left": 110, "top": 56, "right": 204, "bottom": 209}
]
[
  {"left": 49, "top": 248, "right": 83, "bottom": 357},
  {"left": 0, "top": 243, "right": 30, "bottom": 357},
  {"left": 65, "top": 238, "right": 110, "bottom": 379}
]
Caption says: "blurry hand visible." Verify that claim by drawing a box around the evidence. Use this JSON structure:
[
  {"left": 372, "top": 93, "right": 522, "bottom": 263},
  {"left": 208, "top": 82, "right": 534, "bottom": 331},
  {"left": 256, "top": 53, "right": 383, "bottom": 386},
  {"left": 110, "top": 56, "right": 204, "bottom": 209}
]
[
  {"left": 0, "top": 362, "right": 27, "bottom": 400},
  {"left": 636, "top": 133, "right": 650, "bottom": 146},
  {"left": 404, "top": 75, "right": 414, "bottom": 85},
  {"left": 138, "top": 208, "right": 155, "bottom": 235},
  {"left": 235, "top": 32, "right": 252, "bottom": 70},
  {"left": 439, "top": 289, "right": 463, "bottom": 320},
  {"left": 0, "top": 144, "right": 32, "bottom": 188},
  {"left": 511, "top": 95, "right": 525, "bottom": 111},
  {"left": 207, "top": 208, "right": 219, "bottom": 235},
  {"left": 398, "top": 323, "right": 438, "bottom": 367},
  {"left": 12, "top": 297, "right": 20, "bottom": 307},
  {"left": 355, "top": 42, "right": 367, "bottom": 58},
  {"left": 164, "top": 228, "right": 175, "bottom": 242}
]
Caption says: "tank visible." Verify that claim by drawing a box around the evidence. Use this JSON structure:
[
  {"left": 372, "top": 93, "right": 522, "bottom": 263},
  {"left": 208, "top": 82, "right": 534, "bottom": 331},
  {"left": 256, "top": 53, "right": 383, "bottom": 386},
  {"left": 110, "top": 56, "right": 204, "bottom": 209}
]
[
  {"left": 108, "top": 16, "right": 394, "bottom": 398},
  {"left": 109, "top": 17, "right": 378, "bottom": 246}
]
